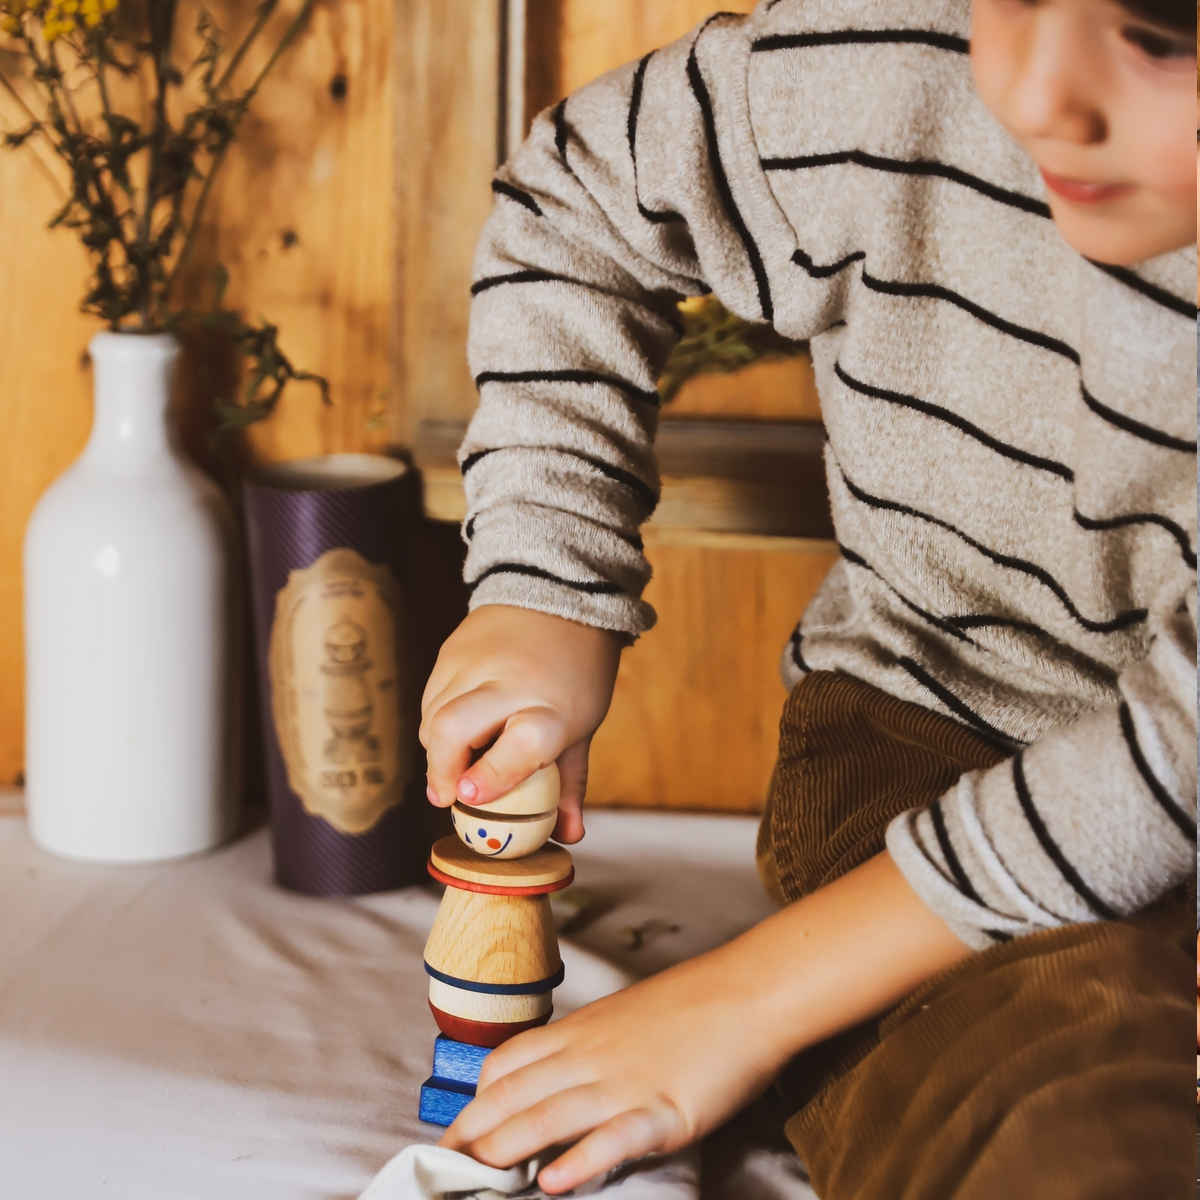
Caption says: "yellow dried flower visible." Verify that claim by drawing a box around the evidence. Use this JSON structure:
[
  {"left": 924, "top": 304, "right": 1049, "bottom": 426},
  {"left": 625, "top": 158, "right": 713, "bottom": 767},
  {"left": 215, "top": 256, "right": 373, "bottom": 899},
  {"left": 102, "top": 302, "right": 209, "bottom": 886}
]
[{"left": 0, "top": 0, "right": 117, "bottom": 41}]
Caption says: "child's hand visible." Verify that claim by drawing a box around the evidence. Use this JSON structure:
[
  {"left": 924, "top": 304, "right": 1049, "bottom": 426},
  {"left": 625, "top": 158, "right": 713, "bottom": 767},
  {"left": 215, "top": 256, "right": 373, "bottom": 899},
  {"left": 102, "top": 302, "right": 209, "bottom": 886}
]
[
  {"left": 438, "top": 943, "right": 786, "bottom": 1194},
  {"left": 439, "top": 852, "right": 971, "bottom": 1194},
  {"left": 420, "top": 604, "right": 623, "bottom": 843}
]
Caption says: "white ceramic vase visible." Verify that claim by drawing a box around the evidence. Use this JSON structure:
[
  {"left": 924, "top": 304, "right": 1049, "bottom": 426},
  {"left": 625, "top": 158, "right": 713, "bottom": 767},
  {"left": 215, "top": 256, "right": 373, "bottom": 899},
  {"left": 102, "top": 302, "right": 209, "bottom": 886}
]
[{"left": 23, "top": 331, "right": 242, "bottom": 862}]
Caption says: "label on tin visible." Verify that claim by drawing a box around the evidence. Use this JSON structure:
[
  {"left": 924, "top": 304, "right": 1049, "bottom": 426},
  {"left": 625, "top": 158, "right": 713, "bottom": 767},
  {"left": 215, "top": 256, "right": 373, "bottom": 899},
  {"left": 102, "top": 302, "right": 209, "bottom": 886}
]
[{"left": 268, "top": 547, "right": 407, "bottom": 834}]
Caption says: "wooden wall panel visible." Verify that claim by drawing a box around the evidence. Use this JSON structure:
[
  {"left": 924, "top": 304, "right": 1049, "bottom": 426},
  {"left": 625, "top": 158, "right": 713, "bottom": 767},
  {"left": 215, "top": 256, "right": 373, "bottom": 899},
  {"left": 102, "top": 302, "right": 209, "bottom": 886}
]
[
  {"left": 591, "top": 532, "right": 838, "bottom": 811},
  {"left": 0, "top": 143, "right": 95, "bottom": 785},
  {"left": 199, "top": 0, "right": 398, "bottom": 465}
]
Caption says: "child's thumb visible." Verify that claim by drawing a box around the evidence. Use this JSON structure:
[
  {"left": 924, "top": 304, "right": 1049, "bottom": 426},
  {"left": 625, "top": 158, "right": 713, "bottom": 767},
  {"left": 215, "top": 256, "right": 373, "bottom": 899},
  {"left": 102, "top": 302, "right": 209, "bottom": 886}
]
[{"left": 553, "top": 740, "right": 590, "bottom": 844}]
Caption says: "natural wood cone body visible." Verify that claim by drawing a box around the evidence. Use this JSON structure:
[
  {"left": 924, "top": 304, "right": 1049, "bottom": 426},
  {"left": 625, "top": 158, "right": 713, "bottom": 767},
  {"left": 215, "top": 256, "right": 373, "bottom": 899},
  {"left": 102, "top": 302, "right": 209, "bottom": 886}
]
[
  {"left": 424, "top": 885, "right": 561, "bottom": 986},
  {"left": 425, "top": 794, "right": 572, "bottom": 1048}
]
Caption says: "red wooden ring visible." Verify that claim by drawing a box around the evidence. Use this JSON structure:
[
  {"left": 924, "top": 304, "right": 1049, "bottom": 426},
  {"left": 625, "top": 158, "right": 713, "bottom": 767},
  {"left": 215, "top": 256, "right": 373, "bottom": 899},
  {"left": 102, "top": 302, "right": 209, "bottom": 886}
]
[
  {"left": 428, "top": 1002, "right": 552, "bottom": 1048},
  {"left": 427, "top": 860, "right": 574, "bottom": 895}
]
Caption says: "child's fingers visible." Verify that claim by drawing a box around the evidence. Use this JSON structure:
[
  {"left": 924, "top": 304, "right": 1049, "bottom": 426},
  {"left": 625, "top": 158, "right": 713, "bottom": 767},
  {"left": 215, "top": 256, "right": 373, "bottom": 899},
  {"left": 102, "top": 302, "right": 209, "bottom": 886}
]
[
  {"left": 552, "top": 741, "right": 589, "bottom": 843},
  {"left": 441, "top": 1050, "right": 588, "bottom": 1151},
  {"left": 420, "top": 687, "right": 510, "bottom": 807},
  {"left": 536, "top": 1103, "right": 682, "bottom": 1195},
  {"left": 457, "top": 708, "right": 567, "bottom": 806},
  {"left": 465, "top": 1083, "right": 628, "bottom": 1171},
  {"left": 474, "top": 1023, "right": 567, "bottom": 1094}
]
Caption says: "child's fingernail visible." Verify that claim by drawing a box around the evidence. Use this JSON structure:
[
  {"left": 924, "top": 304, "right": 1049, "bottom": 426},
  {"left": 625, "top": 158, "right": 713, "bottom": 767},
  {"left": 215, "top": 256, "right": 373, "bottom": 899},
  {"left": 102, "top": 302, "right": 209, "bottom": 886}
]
[
  {"left": 426, "top": 784, "right": 439, "bottom": 805},
  {"left": 457, "top": 777, "right": 477, "bottom": 802}
]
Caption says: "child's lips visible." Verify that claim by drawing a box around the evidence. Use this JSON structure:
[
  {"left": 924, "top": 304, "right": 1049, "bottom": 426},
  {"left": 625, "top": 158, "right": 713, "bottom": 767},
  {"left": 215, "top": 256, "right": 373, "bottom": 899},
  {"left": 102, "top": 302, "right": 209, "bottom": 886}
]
[{"left": 1039, "top": 168, "right": 1130, "bottom": 205}]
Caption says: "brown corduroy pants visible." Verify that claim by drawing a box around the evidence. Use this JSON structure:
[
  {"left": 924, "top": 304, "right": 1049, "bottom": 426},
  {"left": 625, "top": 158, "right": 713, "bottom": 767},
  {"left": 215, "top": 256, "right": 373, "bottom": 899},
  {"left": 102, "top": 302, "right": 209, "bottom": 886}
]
[{"left": 756, "top": 672, "right": 1193, "bottom": 1200}]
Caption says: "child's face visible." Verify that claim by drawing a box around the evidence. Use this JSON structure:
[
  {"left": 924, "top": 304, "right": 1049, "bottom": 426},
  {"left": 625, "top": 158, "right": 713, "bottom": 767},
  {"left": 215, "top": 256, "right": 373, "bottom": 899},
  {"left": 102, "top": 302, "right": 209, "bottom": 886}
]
[{"left": 970, "top": 0, "right": 1195, "bottom": 264}]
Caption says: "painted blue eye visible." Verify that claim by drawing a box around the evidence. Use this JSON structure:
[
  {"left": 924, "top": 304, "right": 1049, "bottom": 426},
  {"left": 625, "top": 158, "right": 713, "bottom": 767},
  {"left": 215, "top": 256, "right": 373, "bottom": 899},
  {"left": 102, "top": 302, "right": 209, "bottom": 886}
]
[{"left": 477, "top": 828, "right": 487, "bottom": 838}]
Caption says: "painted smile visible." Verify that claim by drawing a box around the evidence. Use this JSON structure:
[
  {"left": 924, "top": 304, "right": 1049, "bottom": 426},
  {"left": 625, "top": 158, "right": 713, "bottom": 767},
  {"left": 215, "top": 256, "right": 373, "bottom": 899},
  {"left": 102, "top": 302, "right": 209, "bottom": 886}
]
[{"left": 480, "top": 832, "right": 513, "bottom": 855}]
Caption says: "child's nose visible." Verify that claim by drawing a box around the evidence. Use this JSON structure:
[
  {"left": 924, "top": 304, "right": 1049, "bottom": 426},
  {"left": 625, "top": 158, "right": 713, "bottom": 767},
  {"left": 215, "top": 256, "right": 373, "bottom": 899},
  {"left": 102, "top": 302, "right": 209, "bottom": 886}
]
[
  {"left": 487, "top": 837, "right": 501, "bottom": 849},
  {"left": 1007, "top": 20, "right": 1105, "bottom": 146}
]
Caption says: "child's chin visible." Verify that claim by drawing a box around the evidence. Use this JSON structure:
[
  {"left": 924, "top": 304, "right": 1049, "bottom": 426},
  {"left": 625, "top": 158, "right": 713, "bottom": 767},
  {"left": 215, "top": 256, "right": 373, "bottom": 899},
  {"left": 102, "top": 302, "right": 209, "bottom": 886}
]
[{"left": 1050, "top": 207, "right": 1193, "bottom": 266}]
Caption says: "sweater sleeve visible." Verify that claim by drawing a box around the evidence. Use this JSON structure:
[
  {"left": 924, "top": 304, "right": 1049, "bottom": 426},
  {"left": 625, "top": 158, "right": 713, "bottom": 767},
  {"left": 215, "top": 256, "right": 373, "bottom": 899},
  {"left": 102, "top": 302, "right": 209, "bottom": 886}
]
[
  {"left": 886, "top": 577, "right": 1198, "bottom": 949},
  {"left": 460, "top": 11, "right": 796, "bottom": 635}
]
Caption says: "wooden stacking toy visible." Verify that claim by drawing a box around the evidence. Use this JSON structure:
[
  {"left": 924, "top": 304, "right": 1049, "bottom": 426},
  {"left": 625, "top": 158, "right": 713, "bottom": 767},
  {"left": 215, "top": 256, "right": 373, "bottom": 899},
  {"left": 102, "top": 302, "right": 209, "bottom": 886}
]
[{"left": 419, "top": 765, "right": 571, "bottom": 1125}]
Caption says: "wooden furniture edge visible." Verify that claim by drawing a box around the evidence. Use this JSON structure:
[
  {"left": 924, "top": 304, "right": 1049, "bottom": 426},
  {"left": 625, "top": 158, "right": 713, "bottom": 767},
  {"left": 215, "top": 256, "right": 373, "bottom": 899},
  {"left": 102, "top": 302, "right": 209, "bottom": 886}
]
[{"left": 414, "top": 417, "right": 836, "bottom": 543}]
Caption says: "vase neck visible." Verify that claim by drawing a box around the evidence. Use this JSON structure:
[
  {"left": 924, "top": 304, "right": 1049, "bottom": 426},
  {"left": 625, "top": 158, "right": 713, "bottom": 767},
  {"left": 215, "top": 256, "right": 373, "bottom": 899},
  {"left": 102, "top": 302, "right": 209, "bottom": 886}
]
[{"left": 84, "top": 332, "right": 181, "bottom": 465}]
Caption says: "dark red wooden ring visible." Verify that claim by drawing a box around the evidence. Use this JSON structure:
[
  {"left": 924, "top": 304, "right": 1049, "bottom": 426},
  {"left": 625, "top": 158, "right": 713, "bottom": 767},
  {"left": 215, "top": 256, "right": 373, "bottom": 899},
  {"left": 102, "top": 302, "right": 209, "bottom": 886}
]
[{"left": 428, "top": 1002, "right": 552, "bottom": 1048}]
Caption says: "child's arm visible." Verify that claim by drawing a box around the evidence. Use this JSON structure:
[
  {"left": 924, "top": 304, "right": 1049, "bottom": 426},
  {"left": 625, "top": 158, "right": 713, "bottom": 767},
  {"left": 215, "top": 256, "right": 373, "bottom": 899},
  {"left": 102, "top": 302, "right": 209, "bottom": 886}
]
[
  {"left": 441, "top": 849, "right": 968, "bottom": 1195},
  {"left": 428, "top": 12, "right": 784, "bottom": 818}
]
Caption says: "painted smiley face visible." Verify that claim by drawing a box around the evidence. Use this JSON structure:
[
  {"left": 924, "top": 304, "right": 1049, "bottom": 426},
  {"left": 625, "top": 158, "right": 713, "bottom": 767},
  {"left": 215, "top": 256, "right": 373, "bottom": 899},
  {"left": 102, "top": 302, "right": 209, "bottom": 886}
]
[
  {"left": 464, "top": 825, "right": 513, "bottom": 856},
  {"left": 451, "top": 804, "right": 558, "bottom": 859}
]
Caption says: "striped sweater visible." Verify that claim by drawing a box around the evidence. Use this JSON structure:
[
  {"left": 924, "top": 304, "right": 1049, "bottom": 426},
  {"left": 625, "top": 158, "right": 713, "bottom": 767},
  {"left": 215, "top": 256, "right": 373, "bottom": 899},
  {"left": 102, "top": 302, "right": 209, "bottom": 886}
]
[{"left": 459, "top": 0, "right": 1197, "bottom": 948}]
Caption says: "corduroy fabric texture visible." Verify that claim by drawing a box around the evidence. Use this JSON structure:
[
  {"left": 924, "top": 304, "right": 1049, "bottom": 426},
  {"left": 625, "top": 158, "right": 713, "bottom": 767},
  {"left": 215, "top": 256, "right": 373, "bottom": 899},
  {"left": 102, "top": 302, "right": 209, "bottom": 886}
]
[
  {"left": 757, "top": 672, "right": 1193, "bottom": 1199},
  {"left": 757, "top": 672, "right": 1008, "bottom": 904}
]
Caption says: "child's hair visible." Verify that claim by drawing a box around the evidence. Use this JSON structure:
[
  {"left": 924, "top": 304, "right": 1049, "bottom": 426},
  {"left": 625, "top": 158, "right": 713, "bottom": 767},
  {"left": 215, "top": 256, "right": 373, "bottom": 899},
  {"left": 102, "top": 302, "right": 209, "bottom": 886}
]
[{"left": 1118, "top": 0, "right": 1195, "bottom": 31}]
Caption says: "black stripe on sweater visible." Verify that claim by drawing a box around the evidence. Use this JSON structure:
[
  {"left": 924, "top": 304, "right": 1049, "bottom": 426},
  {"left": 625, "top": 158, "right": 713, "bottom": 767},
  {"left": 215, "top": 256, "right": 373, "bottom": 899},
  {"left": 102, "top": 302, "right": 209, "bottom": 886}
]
[
  {"left": 833, "top": 361, "right": 1075, "bottom": 482},
  {"left": 466, "top": 562, "right": 624, "bottom": 597},
  {"left": 820, "top": 266, "right": 1187, "bottom": 455},
  {"left": 491, "top": 179, "right": 542, "bottom": 216},
  {"left": 552, "top": 100, "right": 574, "bottom": 174},
  {"left": 839, "top": 543, "right": 974, "bottom": 645},
  {"left": 471, "top": 270, "right": 582, "bottom": 296},
  {"left": 792, "top": 248, "right": 866, "bottom": 278},
  {"left": 1080, "top": 383, "right": 1197, "bottom": 454},
  {"left": 1088, "top": 261, "right": 1198, "bottom": 321},
  {"left": 787, "top": 624, "right": 810, "bottom": 672},
  {"left": 1073, "top": 508, "right": 1196, "bottom": 570},
  {"left": 841, "top": 542, "right": 1102, "bottom": 666},
  {"left": 860, "top": 270, "right": 1080, "bottom": 363},
  {"left": 470, "top": 271, "right": 684, "bottom": 336},
  {"left": 765, "top": 150, "right": 1051, "bottom": 219},
  {"left": 1012, "top": 751, "right": 1118, "bottom": 919},
  {"left": 752, "top": 29, "right": 969, "bottom": 55},
  {"left": 474, "top": 369, "right": 661, "bottom": 408},
  {"left": 929, "top": 799, "right": 981, "bottom": 902},
  {"left": 833, "top": 363, "right": 1193, "bottom": 559},
  {"left": 1117, "top": 701, "right": 1196, "bottom": 841},
  {"left": 896, "top": 656, "right": 1025, "bottom": 747},
  {"left": 460, "top": 445, "right": 659, "bottom": 513},
  {"left": 628, "top": 53, "right": 687, "bottom": 227},
  {"left": 838, "top": 463, "right": 1149, "bottom": 636},
  {"left": 464, "top": 512, "right": 644, "bottom": 554},
  {"left": 687, "top": 21, "right": 774, "bottom": 323}
]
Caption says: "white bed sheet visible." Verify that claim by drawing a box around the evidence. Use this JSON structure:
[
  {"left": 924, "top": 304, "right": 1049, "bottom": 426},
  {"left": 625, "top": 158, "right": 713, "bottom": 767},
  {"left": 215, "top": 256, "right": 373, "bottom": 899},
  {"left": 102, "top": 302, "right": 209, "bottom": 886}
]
[{"left": 0, "top": 791, "right": 815, "bottom": 1199}]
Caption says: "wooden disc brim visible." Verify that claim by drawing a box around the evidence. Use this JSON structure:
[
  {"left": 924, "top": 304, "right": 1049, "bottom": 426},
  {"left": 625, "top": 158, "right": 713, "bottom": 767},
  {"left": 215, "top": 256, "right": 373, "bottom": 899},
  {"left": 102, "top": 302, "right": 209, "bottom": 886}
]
[
  {"left": 429, "top": 835, "right": 573, "bottom": 890},
  {"left": 428, "top": 861, "right": 574, "bottom": 895}
]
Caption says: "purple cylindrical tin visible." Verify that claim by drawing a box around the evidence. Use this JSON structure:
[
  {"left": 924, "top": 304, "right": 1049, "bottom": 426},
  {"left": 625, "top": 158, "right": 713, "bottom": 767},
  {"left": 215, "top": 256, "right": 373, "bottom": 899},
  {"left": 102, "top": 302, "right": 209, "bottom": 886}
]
[{"left": 243, "top": 454, "right": 424, "bottom": 895}]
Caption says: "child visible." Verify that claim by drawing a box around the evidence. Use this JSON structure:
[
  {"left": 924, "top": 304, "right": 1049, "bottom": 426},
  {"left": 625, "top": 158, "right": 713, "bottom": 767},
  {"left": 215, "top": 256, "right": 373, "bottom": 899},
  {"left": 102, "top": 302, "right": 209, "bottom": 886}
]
[{"left": 420, "top": 0, "right": 1197, "bottom": 1194}]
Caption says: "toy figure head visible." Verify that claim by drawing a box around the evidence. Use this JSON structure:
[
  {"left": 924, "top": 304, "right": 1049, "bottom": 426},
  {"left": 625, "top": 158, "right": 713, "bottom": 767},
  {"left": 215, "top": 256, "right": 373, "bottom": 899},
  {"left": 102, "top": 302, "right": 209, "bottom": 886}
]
[{"left": 450, "top": 764, "right": 560, "bottom": 859}]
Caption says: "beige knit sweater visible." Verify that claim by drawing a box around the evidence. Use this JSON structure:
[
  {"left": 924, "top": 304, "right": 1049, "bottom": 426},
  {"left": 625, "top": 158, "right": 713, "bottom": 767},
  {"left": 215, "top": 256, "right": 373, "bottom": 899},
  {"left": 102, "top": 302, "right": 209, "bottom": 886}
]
[{"left": 459, "top": 0, "right": 1197, "bottom": 948}]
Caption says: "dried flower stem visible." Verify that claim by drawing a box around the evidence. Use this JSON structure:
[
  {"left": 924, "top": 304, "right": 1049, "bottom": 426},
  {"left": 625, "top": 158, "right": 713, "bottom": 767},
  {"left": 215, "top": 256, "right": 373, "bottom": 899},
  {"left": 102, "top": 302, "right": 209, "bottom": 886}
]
[{"left": 165, "top": 0, "right": 318, "bottom": 306}]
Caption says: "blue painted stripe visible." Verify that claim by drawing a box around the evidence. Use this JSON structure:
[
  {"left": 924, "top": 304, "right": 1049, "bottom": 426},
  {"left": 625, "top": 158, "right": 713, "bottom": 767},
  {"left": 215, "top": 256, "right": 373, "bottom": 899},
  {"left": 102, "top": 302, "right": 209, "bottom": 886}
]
[{"left": 424, "top": 960, "right": 565, "bottom": 995}]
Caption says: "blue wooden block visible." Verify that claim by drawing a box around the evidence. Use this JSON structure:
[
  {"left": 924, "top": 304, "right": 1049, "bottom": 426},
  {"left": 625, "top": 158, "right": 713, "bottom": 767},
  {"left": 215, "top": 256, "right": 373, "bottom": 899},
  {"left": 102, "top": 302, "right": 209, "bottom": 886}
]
[
  {"left": 418, "top": 1036, "right": 494, "bottom": 1126},
  {"left": 432, "top": 1034, "right": 491, "bottom": 1086},
  {"left": 419, "top": 1076, "right": 475, "bottom": 1126}
]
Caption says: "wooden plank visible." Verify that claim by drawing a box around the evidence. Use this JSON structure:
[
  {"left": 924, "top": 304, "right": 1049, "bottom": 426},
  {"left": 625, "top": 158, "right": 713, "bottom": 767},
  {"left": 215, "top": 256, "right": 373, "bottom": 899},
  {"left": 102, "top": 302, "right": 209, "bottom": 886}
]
[
  {"left": 525, "top": 0, "right": 756, "bottom": 129},
  {"left": 590, "top": 530, "right": 838, "bottom": 812},
  {"left": 193, "top": 0, "right": 398, "bottom": 465},
  {"left": 0, "top": 144, "right": 95, "bottom": 786},
  {"left": 414, "top": 416, "right": 834, "bottom": 540},
  {"left": 392, "top": 0, "right": 502, "bottom": 444}
]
